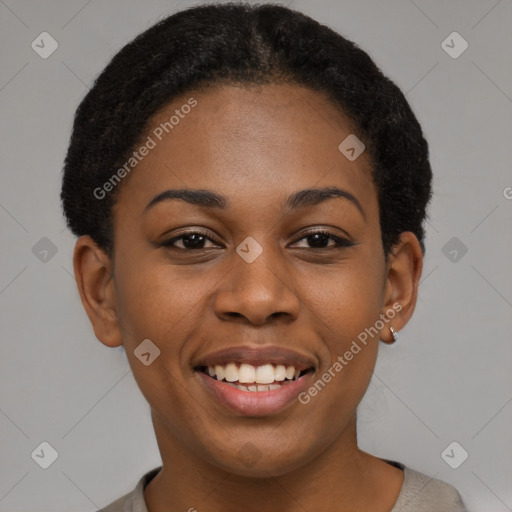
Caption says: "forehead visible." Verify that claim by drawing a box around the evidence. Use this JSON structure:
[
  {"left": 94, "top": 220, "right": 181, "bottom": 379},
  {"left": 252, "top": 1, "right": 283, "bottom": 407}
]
[{"left": 115, "top": 83, "right": 377, "bottom": 221}]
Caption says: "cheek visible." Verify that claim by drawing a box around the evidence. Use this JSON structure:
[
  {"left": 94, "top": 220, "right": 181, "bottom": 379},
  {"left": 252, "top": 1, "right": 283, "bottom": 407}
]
[
  {"left": 113, "top": 260, "right": 211, "bottom": 348},
  {"left": 301, "top": 259, "right": 385, "bottom": 341},
  {"left": 296, "top": 256, "right": 384, "bottom": 403},
  {"left": 298, "top": 278, "right": 380, "bottom": 439},
  {"left": 112, "top": 262, "right": 212, "bottom": 417}
]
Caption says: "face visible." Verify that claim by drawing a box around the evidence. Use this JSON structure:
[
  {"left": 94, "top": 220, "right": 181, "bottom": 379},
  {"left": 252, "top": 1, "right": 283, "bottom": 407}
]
[{"left": 78, "top": 83, "right": 418, "bottom": 477}]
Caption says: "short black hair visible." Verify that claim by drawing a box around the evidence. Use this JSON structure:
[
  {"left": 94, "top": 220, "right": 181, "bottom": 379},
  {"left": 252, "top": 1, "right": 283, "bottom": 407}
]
[{"left": 61, "top": 2, "right": 432, "bottom": 256}]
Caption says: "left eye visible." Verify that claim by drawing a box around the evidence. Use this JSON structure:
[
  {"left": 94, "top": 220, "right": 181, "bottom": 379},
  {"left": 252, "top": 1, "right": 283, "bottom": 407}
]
[{"left": 291, "top": 231, "right": 353, "bottom": 249}]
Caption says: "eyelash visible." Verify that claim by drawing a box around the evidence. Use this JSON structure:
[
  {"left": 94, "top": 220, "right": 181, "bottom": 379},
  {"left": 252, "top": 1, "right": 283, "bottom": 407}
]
[{"left": 160, "top": 229, "right": 355, "bottom": 251}]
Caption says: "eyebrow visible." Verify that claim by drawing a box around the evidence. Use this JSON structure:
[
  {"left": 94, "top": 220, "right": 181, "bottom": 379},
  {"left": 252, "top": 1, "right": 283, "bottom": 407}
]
[{"left": 144, "top": 186, "right": 365, "bottom": 219}]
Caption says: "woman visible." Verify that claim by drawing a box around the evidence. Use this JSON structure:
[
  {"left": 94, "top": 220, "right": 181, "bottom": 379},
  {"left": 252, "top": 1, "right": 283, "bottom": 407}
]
[{"left": 61, "top": 3, "right": 467, "bottom": 511}]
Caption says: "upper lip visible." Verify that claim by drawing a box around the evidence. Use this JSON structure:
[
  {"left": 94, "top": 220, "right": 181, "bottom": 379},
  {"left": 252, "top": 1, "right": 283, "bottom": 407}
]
[{"left": 193, "top": 345, "right": 317, "bottom": 372}]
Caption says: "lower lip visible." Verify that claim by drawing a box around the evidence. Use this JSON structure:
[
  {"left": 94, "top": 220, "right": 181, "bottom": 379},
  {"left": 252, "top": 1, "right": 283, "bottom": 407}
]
[{"left": 196, "top": 370, "right": 313, "bottom": 416}]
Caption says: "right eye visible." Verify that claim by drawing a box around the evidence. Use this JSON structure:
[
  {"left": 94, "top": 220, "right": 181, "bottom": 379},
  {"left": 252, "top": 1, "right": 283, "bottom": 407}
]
[{"left": 160, "top": 230, "right": 223, "bottom": 251}]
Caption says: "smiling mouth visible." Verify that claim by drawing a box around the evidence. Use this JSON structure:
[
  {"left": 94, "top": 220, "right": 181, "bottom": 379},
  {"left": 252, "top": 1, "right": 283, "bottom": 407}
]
[{"left": 196, "top": 363, "right": 315, "bottom": 392}]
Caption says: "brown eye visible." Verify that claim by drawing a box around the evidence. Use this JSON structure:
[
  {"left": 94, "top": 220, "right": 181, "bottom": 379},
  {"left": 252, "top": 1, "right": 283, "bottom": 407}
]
[
  {"left": 292, "top": 230, "right": 354, "bottom": 250},
  {"left": 161, "top": 230, "right": 221, "bottom": 250}
]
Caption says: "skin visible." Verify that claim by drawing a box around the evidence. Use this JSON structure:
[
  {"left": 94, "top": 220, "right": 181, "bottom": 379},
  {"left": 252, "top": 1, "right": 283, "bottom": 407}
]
[{"left": 73, "top": 83, "right": 423, "bottom": 512}]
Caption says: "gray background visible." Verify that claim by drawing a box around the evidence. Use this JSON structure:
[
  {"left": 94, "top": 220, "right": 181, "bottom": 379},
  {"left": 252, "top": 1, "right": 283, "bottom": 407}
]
[{"left": 1, "top": 0, "right": 511, "bottom": 510}]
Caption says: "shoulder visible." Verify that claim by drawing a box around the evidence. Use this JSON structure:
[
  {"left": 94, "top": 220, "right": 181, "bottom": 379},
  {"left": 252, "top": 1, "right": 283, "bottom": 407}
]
[
  {"left": 391, "top": 465, "right": 467, "bottom": 512},
  {"left": 98, "top": 492, "right": 131, "bottom": 512},
  {"left": 98, "top": 467, "right": 161, "bottom": 512}
]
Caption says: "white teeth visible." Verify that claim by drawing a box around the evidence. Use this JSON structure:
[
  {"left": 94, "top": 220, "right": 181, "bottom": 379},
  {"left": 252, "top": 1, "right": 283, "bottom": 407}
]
[
  {"left": 274, "top": 364, "right": 287, "bottom": 381},
  {"left": 224, "top": 363, "right": 238, "bottom": 382},
  {"left": 238, "top": 363, "right": 256, "bottom": 383},
  {"left": 205, "top": 362, "right": 306, "bottom": 384},
  {"left": 255, "top": 364, "right": 275, "bottom": 384},
  {"left": 215, "top": 365, "right": 225, "bottom": 381},
  {"left": 226, "top": 383, "right": 284, "bottom": 392}
]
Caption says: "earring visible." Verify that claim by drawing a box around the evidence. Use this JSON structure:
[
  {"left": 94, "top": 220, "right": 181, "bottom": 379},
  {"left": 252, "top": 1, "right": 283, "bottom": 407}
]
[{"left": 389, "top": 326, "right": 399, "bottom": 344}]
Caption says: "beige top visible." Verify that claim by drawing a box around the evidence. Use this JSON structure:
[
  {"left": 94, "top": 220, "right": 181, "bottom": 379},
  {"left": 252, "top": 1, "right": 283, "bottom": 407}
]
[{"left": 99, "top": 461, "right": 467, "bottom": 512}]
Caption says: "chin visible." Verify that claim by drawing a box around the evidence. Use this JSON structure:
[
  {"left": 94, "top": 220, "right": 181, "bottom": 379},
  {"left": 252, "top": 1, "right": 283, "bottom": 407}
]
[{"left": 202, "top": 437, "right": 319, "bottom": 479}]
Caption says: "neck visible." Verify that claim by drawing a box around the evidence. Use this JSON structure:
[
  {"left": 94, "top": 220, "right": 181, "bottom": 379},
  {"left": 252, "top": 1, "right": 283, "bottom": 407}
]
[{"left": 144, "top": 410, "right": 403, "bottom": 512}]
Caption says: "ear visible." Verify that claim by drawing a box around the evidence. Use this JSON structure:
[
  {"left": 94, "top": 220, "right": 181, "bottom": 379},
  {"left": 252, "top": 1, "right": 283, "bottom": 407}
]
[
  {"left": 73, "top": 235, "right": 122, "bottom": 347},
  {"left": 380, "top": 232, "right": 423, "bottom": 344}
]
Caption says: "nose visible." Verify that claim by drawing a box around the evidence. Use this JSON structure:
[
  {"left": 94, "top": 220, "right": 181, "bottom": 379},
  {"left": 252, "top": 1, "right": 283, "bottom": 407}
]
[{"left": 213, "top": 245, "right": 301, "bottom": 326}]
